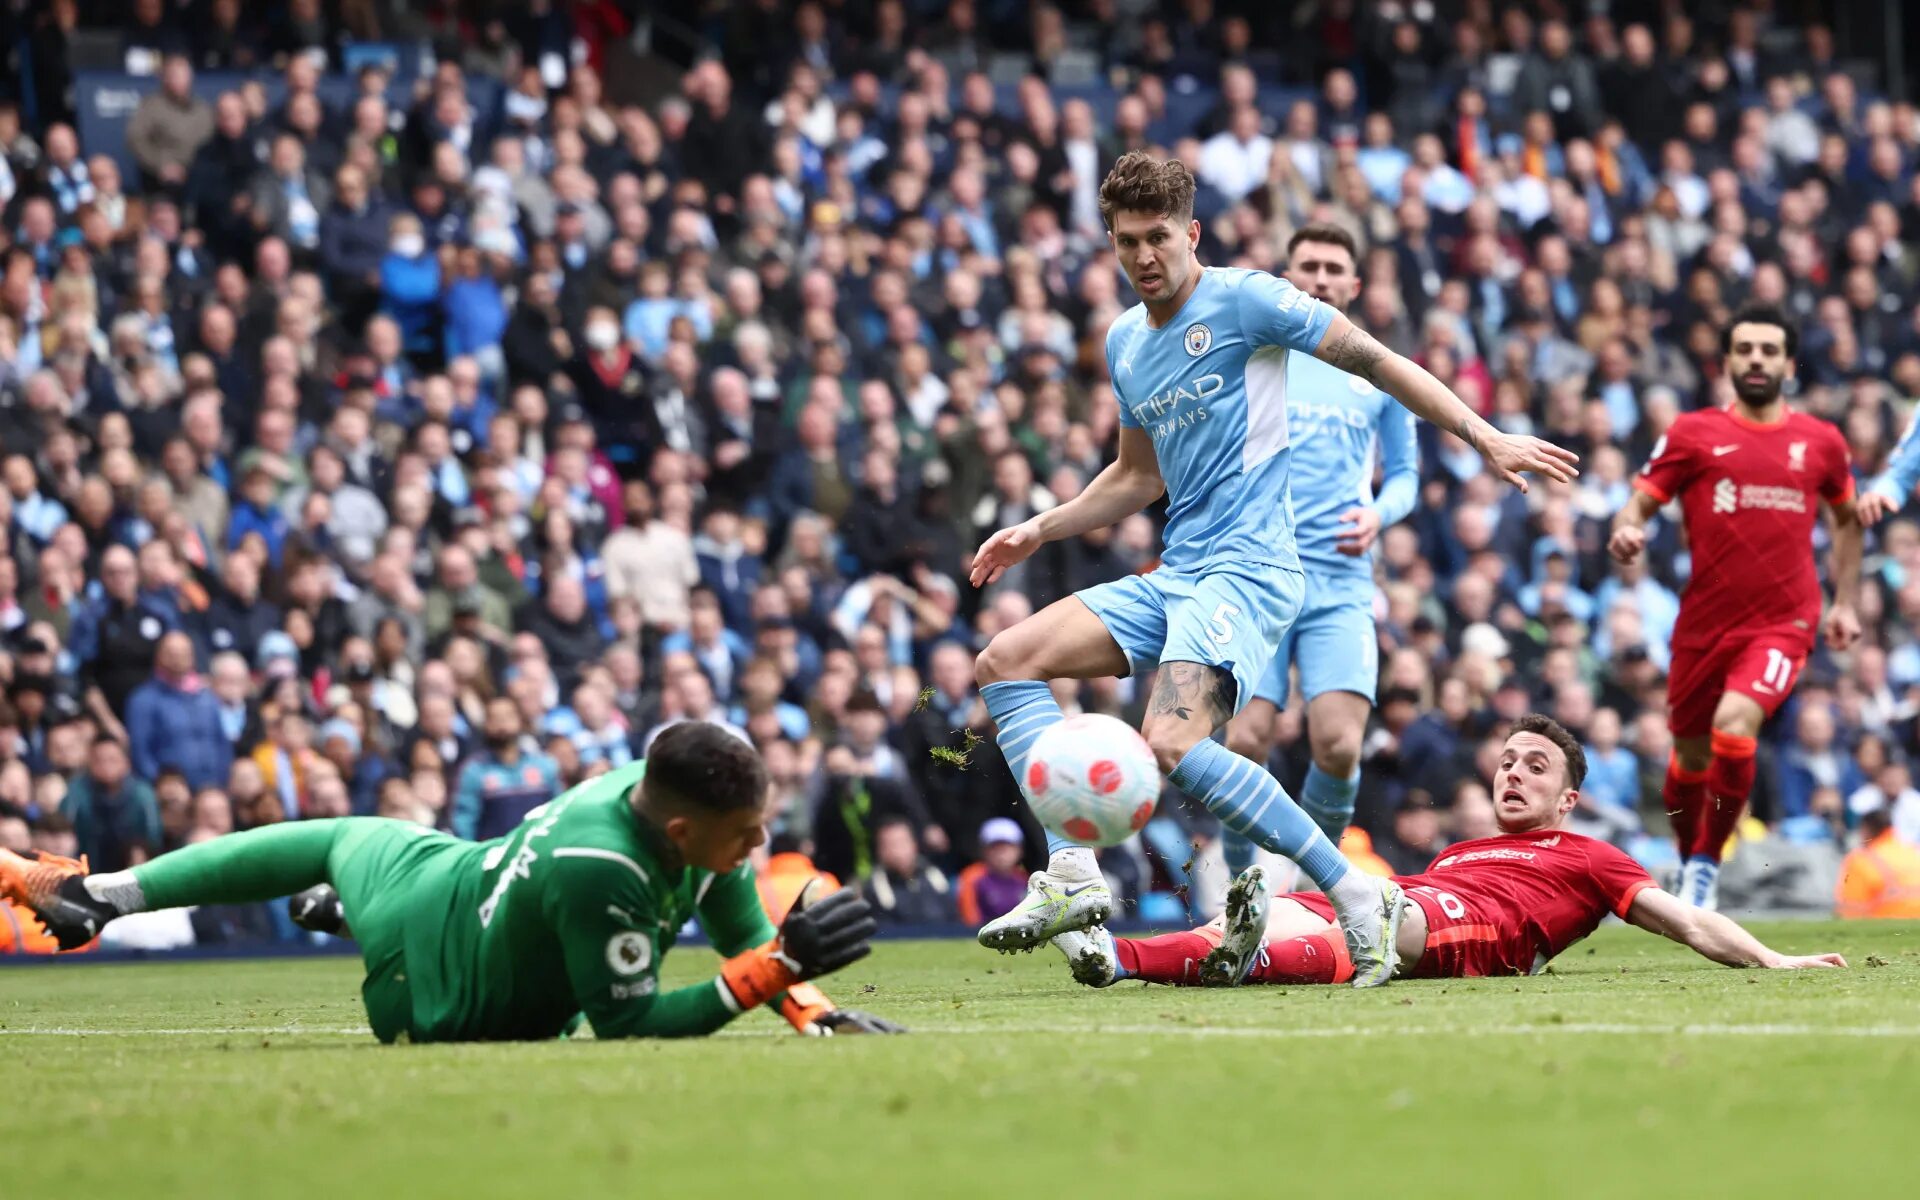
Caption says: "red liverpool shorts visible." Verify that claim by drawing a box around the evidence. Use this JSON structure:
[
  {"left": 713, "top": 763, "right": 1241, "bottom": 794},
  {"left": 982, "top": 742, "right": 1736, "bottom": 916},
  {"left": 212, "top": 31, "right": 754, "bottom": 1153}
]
[{"left": 1666, "top": 626, "right": 1810, "bottom": 740}]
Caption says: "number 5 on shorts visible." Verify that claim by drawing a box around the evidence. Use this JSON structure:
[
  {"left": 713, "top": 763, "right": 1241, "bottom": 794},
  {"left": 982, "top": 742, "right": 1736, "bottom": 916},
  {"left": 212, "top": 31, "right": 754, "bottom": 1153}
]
[{"left": 1208, "top": 602, "right": 1242, "bottom": 646}]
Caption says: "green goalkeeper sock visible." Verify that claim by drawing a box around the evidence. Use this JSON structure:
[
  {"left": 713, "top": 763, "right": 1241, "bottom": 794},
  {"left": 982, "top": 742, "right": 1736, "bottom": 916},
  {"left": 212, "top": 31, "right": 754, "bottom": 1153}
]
[{"left": 98, "top": 821, "right": 347, "bottom": 914}]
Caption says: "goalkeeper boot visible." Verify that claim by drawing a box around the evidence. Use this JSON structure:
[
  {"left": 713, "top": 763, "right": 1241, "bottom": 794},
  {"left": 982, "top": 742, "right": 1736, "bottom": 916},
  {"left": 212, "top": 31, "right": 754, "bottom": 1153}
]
[
  {"left": 1339, "top": 876, "right": 1407, "bottom": 989},
  {"left": 977, "top": 869, "right": 1112, "bottom": 954},
  {"left": 1051, "top": 925, "right": 1120, "bottom": 988},
  {"left": 289, "top": 885, "right": 348, "bottom": 935},
  {"left": 0, "top": 847, "right": 111, "bottom": 951},
  {"left": 1198, "top": 865, "right": 1270, "bottom": 987}
]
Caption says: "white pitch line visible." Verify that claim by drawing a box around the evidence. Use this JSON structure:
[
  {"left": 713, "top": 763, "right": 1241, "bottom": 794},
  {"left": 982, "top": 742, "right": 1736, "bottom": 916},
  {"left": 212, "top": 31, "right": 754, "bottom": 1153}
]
[{"left": 5, "top": 1021, "right": 1920, "bottom": 1039}]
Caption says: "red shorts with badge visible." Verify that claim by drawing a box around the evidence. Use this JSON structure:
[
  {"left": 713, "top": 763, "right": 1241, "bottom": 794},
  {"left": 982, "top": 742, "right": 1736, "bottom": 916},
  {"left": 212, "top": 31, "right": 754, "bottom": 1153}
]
[
  {"left": 1277, "top": 886, "right": 1517, "bottom": 979},
  {"left": 1666, "top": 626, "right": 1810, "bottom": 739}
]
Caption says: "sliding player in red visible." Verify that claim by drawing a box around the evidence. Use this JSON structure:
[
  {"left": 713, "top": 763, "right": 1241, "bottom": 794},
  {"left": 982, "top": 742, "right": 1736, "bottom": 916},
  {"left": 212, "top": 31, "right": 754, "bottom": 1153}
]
[
  {"left": 1051, "top": 715, "right": 1845, "bottom": 987},
  {"left": 1609, "top": 305, "right": 1861, "bottom": 909}
]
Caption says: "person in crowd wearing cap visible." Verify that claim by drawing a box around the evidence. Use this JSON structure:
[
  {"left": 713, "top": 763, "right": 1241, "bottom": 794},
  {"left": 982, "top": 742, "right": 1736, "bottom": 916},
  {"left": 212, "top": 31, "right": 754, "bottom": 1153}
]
[
  {"left": 451, "top": 695, "right": 562, "bottom": 842},
  {"left": 863, "top": 815, "right": 957, "bottom": 926},
  {"left": 125, "top": 631, "right": 232, "bottom": 793},
  {"left": 955, "top": 818, "right": 1030, "bottom": 927}
]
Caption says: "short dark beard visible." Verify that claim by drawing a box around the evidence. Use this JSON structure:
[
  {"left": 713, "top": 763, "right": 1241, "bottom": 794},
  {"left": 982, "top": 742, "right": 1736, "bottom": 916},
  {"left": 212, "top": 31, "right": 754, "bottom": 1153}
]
[{"left": 1731, "top": 373, "right": 1783, "bottom": 407}]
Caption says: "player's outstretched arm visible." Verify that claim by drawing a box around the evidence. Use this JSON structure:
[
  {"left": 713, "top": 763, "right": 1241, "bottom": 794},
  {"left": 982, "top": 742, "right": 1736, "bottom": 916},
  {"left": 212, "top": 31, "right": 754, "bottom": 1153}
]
[
  {"left": 1859, "top": 415, "right": 1920, "bottom": 525},
  {"left": 969, "top": 426, "right": 1164, "bottom": 587},
  {"left": 1823, "top": 496, "right": 1864, "bottom": 650},
  {"left": 1607, "top": 489, "right": 1660, "bottom": 563},
  {"left": 1310, "top": 314, "right": 1578, "bottom": 493},
  {"left": 1624, "top": 887, "right": 1847, "bottom": 970}
]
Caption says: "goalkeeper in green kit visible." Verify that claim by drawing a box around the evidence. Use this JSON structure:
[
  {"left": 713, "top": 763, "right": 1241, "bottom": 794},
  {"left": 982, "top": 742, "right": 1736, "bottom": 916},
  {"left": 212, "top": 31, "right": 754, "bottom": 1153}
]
[{"left": 0, "top": 723, "right": 903, "bottom": 1041}]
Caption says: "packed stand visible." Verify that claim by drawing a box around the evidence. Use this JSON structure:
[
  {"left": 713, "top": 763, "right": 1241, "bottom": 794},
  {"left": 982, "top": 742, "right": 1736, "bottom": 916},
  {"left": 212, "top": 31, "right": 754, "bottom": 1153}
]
[{"left": 1, "top": 0, "right": 1917, "bottom": 949}]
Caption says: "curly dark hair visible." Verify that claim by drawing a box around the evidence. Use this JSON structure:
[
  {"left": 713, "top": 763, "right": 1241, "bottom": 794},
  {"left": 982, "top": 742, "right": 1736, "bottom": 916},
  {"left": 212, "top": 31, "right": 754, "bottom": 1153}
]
[
  {"left": 1098, "top": 151, "right": 1196, "bottom": 230},
  {"left": 641, "top": 721, "right": 769, "bottom": 813},
  {"left": 1509, "top": 713, "right": 1588, "bottom": 791}
]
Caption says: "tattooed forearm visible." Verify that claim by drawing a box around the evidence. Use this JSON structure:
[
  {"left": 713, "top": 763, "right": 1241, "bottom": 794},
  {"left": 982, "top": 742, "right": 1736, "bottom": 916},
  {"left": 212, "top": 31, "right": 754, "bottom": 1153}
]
[
  {"left": 1147, "top": 662, "right": 1236, "bottom": 729},
  {"left": 1317, "top": 325, "right": 1388, "bottom": 383},
  {"left": 1452, "top": 414, "right": 1483, "bottom": 453}
]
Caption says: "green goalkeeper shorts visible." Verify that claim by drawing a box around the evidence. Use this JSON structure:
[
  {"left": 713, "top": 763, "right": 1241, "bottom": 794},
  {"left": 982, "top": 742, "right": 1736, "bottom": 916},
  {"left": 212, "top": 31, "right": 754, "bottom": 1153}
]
[{"left": 326, "top": 819, "right": 467, "bottom": 1044}]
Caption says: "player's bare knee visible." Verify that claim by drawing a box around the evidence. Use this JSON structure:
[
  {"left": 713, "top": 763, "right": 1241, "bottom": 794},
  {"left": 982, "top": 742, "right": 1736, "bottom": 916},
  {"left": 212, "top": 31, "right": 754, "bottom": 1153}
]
[
  {"left": 974, "top": 633, "right": 1033, "bottom": 687},
  {"left": 1311, "top": 727, "right": 1362, "bottom": 779},
  {"left": 1224, "top": 720, "right": 1270, "bottom": 764}
]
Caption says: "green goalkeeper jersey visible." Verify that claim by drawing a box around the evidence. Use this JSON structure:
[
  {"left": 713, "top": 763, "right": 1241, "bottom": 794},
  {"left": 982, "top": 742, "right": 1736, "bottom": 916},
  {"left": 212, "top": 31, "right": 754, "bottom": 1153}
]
[{"left": 392, "top": 759, "right": 779, "bottom": 1042}]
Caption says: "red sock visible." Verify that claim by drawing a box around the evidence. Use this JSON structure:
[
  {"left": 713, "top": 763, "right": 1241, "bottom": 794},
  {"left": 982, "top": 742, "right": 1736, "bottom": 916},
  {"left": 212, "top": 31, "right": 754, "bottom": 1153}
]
[
  {"left": 1698, "top": 731, "right": 1757, "bottom": 862},
  {"left": 1113, "top": 929, "right": 1221, "bottom": 985},
  {"left": 1662, "top": 755, "right": 1710, "bottom": 858},
  {"left": 1245, "top": 932, "right": 1354, "bottom": 985}
]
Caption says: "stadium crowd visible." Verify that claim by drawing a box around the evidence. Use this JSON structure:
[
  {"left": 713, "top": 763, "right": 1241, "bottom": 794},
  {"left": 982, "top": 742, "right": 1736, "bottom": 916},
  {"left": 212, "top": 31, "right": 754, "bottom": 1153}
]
[{"left": 4, "top": 0, "right": 1920, "bottom": 948}]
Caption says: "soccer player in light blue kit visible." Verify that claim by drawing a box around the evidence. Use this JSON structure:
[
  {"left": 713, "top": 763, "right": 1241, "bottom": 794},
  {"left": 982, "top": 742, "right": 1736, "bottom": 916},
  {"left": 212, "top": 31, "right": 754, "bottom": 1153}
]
[
  {"left": 969, "top": 153, "right": 1577, "bottom": 986},
  {"left": 1857, "top": 412, "right": 1920, "bottom": 527},
  {"left": 1220, "top": 224, "right": 1419, "bottom": 886}
]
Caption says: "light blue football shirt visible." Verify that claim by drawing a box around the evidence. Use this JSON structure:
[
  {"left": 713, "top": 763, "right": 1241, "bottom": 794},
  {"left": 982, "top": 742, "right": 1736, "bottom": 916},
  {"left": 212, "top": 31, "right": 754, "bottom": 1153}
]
[
  {"left": 1868, "top": 409, "right": 1920, "bottom": 508},
  {"left": 1106, "top": 267, "right": 1335, "bottom": 573},
  {"left": 1283, "top": 352, "right": 1420, "bottom": 576}
]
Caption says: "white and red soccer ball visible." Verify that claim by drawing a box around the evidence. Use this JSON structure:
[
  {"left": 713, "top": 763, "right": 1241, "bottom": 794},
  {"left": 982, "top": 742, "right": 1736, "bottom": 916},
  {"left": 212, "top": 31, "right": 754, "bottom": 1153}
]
[{"left": 1023, "top": 714, "right": 1162, "bottom": 848}]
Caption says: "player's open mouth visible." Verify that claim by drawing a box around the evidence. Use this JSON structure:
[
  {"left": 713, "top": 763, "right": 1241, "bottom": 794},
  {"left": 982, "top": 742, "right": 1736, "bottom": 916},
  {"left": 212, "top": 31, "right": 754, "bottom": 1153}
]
[
  {"left": 1500, "top": 788, "right": 1526, "bottom": 807},
  {"left": 1139, "top": 273, "right": 1161, "bottom": 287}
]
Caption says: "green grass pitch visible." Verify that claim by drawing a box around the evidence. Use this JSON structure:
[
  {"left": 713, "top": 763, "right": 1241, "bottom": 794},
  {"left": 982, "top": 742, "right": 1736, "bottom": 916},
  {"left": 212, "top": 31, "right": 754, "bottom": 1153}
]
[{"left": 5, "top": 921, "right": 1918, "bottom": 1198}]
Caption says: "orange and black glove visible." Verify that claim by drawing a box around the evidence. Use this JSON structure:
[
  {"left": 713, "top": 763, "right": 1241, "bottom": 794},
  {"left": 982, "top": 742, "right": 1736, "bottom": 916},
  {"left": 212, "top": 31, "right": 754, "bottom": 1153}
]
[
  {"left": 718, "top": 887, "right": 878, "bottom": 1012},
  {"left": 779, "top": 981, "right": 907, "bottom": 1036}
]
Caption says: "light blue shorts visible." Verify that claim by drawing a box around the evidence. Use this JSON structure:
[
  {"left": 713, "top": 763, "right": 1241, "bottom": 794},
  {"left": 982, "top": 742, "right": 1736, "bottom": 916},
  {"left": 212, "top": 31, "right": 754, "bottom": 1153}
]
[
  {"left": 1075, "top": 562, "right": 1305, "bottom": 717},
  {"left": 1251, "top": 568, "right": 1380, "bottom": 709}
]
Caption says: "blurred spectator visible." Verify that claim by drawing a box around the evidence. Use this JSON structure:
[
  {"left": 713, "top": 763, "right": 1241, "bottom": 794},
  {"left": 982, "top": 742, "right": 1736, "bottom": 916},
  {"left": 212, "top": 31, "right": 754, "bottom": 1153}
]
[
  {"left": 1835, "top": 808, "right": 1920, "bottom": 919},
  {"left": 862, "top": 815, "right": 957, "bottom": 924},
  {"left": 955, "top": 817, "right": 1028, "bottom": 926},
  {"left": 452, "top": 695, "right": 561, "bottom": 841},
  {"left": 125, "top": 631, "right": 231, "bottom": 791},
  {"left": 63, "top": 735, "right": 161, "bottom": 871}
]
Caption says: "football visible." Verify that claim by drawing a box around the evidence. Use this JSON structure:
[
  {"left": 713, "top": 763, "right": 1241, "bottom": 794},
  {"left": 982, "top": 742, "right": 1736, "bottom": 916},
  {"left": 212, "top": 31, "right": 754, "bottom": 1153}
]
[{"left": 1023, "top": 714, "right": 1163, "bottom": 847}]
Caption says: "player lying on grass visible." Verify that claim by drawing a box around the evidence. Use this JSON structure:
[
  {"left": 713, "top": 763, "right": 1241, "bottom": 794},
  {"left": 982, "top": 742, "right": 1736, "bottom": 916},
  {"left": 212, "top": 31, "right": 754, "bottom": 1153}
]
[
  {"left": 1053, "top": 714, "right": 1847, "bottom": 988},
  {"left": 0, "top": 722, "right": 903, "bottom": 1042}
]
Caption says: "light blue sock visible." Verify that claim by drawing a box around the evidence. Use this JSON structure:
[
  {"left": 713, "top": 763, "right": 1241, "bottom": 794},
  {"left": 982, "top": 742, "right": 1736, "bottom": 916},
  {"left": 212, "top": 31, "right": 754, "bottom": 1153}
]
[
  {"left": 1221, "top": 828, "right": 1259, "bottom": 876},
  {"left": 1169, "top": 739, "right": 1352, "bottom": 897},
  {"left": 980, "top": 680, "right": 1074, "bottom": 859},
  {"left": 1301, "top": 764, "right": 1361, "bottom": 845}
]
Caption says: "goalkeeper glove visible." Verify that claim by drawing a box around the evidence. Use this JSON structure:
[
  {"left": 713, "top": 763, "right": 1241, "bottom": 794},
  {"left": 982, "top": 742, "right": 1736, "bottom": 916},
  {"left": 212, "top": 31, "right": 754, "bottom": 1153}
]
[
  {"left": 718, "top": 887, "right": 878, "bottom": 1011},
  {"left": 778, "top": 982, "right": 908, "bottom": 1036}
]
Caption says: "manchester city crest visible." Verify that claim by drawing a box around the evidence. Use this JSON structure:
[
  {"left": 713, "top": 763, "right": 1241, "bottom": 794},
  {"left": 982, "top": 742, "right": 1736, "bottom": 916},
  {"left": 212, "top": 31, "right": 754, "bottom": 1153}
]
[{"left": 1183, "top": 323, "right": 1212, "bottom": 356}]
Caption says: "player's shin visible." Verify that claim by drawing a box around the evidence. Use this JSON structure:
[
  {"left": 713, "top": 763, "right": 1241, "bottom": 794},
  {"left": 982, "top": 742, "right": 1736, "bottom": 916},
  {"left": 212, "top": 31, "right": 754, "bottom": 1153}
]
[
  {"left": 1663, "top": 755, "right": 1710, "bottom": 857},
  {"left": 1244, "top": 932, "right": 1354, "bottom": 985},
  {"left": 1168, "top": 739, "right": 1367, "bottom": 910},
  {"left": 1301, "top": 764, "right": 1360, "bottom": 844},
  {"left": 1111, "top": 928, "right": 1221, "bottom": 985},
  {"left": 130, "top": 820, "right": 344, "bottom": 910},
  {"left": 1221, "top": 828, "right": 1259, "bottom": 875},
  {"left": 1700, "top": 731, "right": 1758, "bottom": 863},
  {"left": 981, "top": 679, "right": 1096, "bottom": 879}
]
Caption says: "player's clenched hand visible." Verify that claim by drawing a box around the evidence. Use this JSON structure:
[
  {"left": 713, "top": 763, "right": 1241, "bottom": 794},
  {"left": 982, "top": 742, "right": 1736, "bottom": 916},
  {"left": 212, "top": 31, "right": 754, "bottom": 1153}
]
[
  {"left": 1767, "top": 952, "right": 1848, "bottom": 969},
  {"left": 774, "top": 888, "right": 878, "bottom": 979},
  {"left": 1855, "top": 491, "right": 1900, "bottom": 526},
  {"left": 1607, "top": 526, "right": 1646, "bottom": 564},
  {"left": 1479, "top": 432, "right": 1579, "bottom": 493},
  {"left": 1334, "top": 507, "right": 1382, "bottom": 556},
  {"left": 802, "top": 1009, "right": 908, "bottom": 1036},
  {"left": 1823, "top": 603, "right": 1862, "bottom": 652},
  {"left": 969, "top": 518, "right": 1045, "bottom": 587}
]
